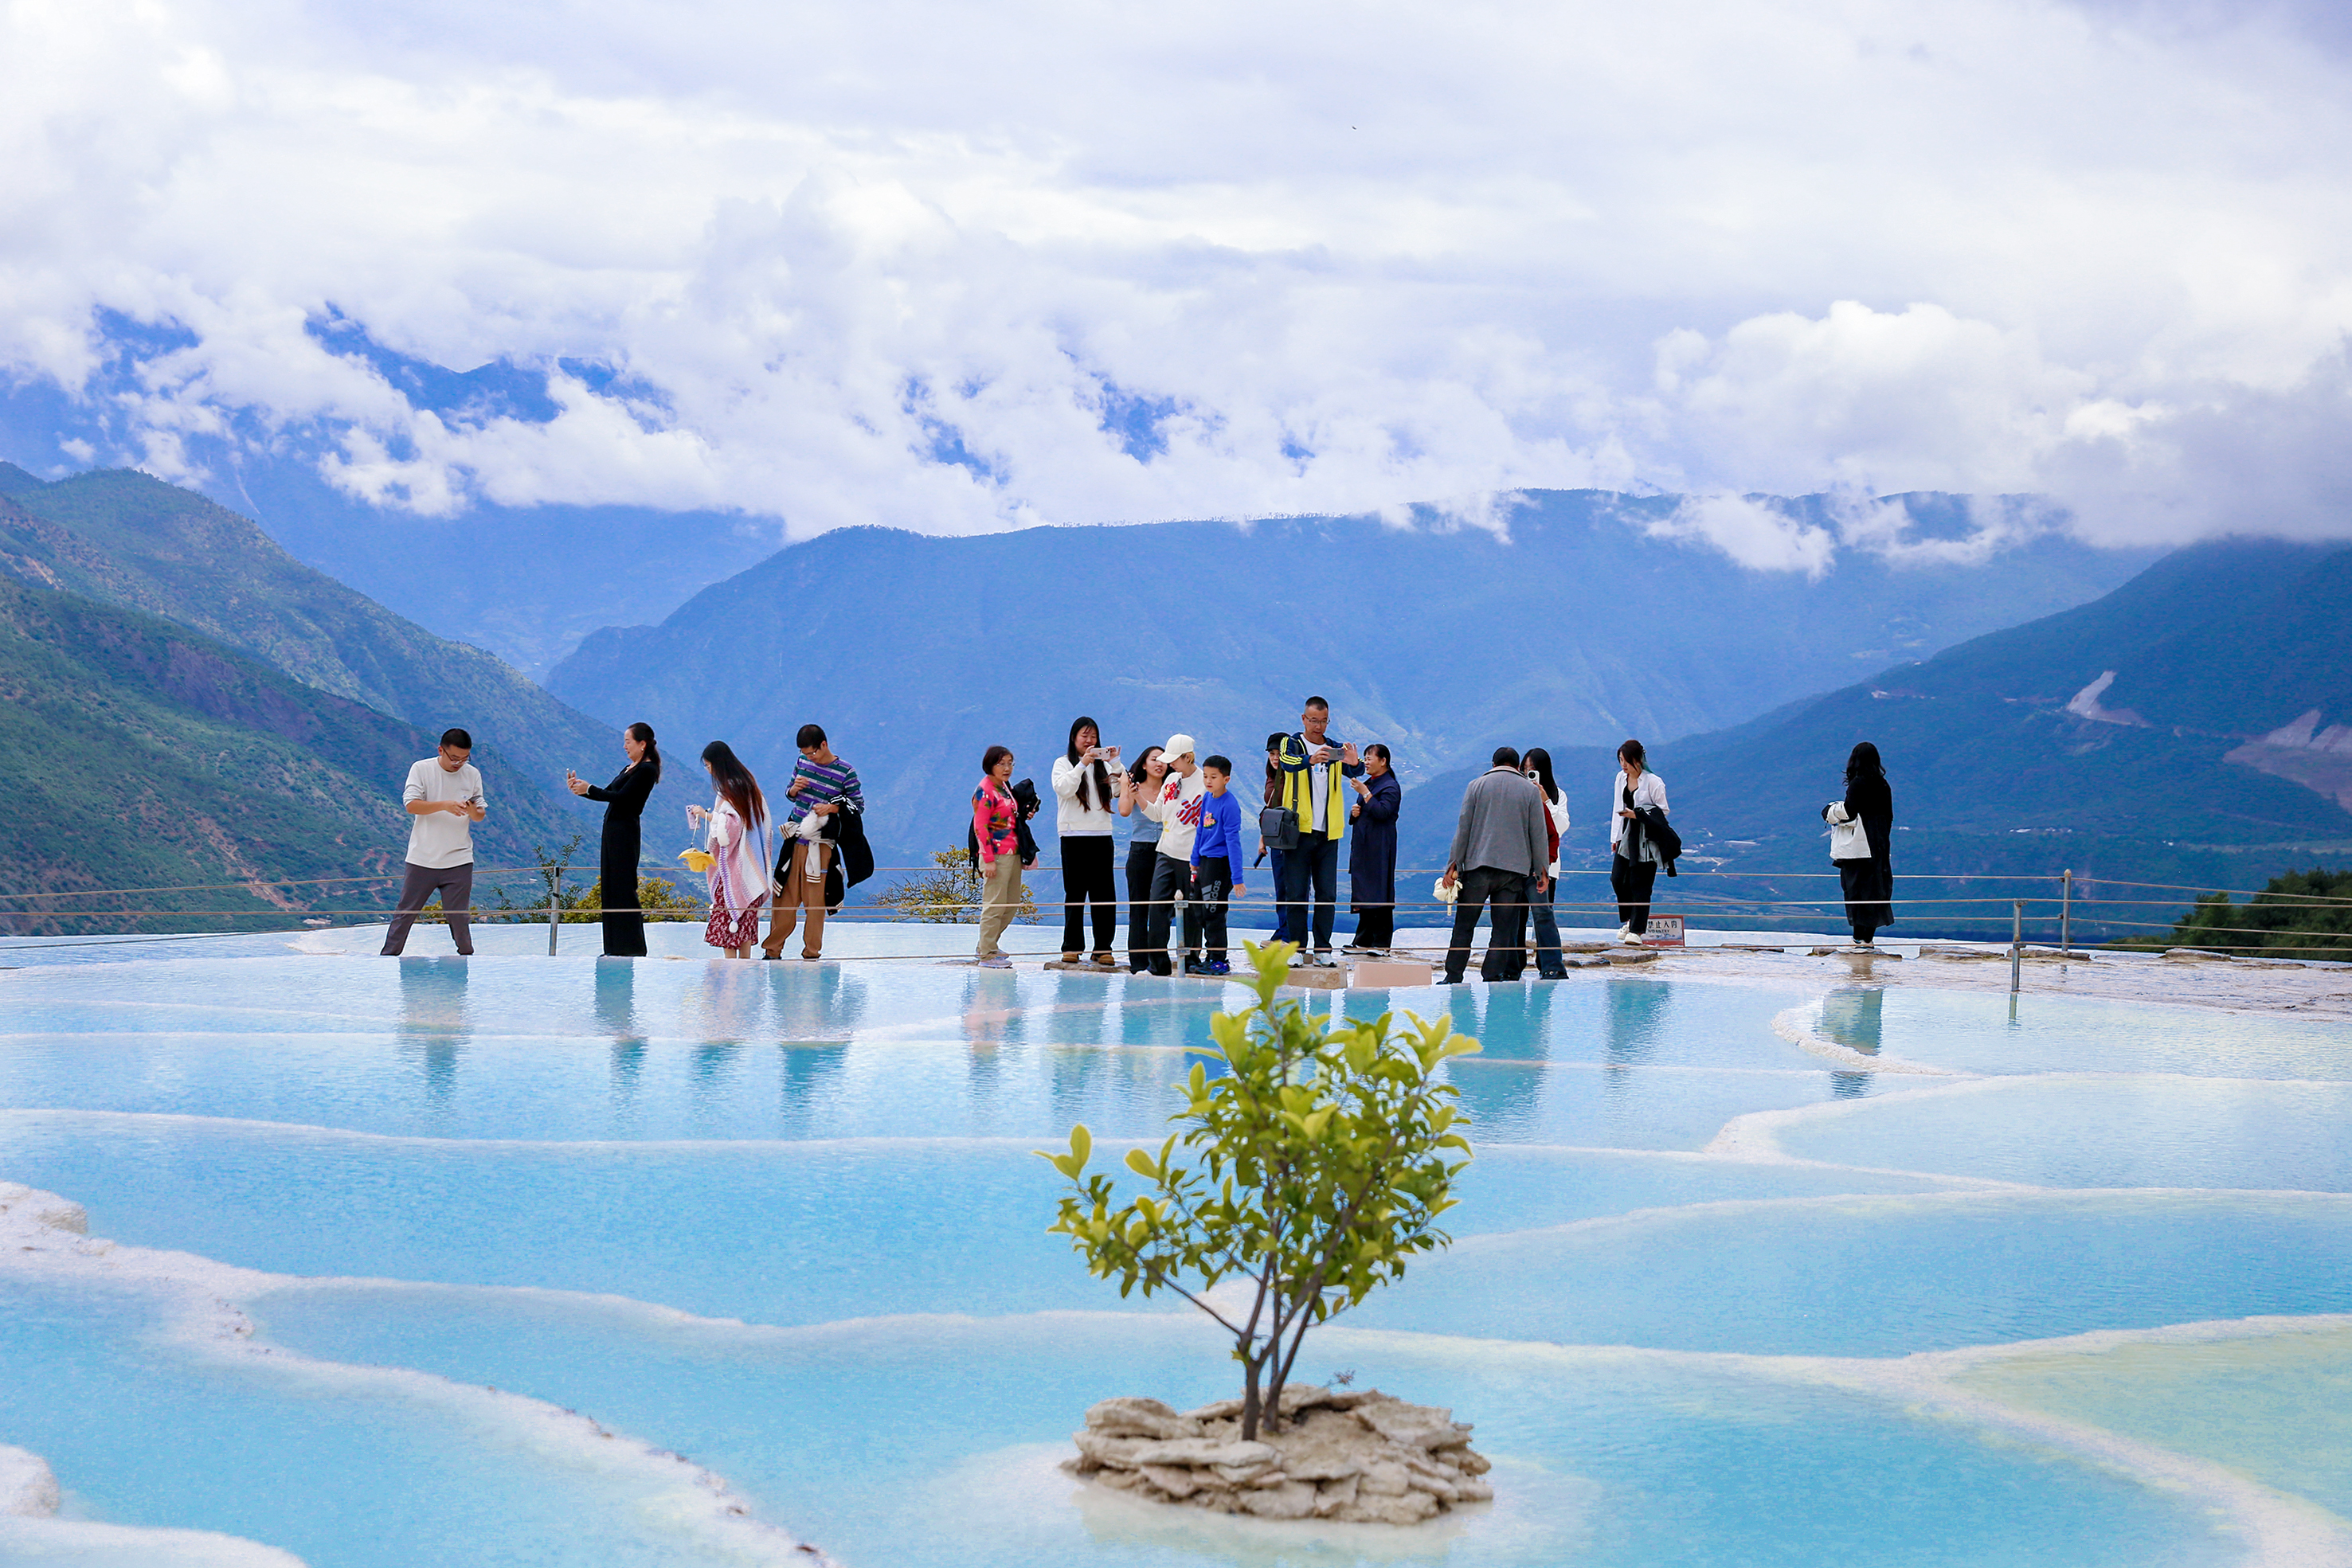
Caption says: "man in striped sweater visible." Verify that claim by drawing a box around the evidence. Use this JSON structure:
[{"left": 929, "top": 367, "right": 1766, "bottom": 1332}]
[{"left": 761, "top": 724, "right": 864, "bottom": 960}]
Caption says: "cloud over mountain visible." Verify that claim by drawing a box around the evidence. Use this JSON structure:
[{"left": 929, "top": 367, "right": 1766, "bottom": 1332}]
[{"left": 4, "top": 0, "right": 2350, "bottom": 550}]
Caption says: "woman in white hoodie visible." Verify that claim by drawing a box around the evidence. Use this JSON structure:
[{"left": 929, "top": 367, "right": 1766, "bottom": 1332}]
[
  {"left": 687, "top": 741, "right": 771, "bottom": 960},
  {"left": 1607, "top": 738, "right": 1668, "bottom": 944},
  {"left": 1051, "top": 715, "right": 1125, "bottom": 966}
]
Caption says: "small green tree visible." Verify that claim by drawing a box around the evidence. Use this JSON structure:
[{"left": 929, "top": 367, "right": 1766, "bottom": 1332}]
[
  {"left": 1039, "top": 939, "right": 1478, "bottom": 1443},
  {"left": 562, "top": 874, "right": 709, "bottom": 924},
  {"left": 874, "top": 845, "right": 1039, "bottom": 924}
]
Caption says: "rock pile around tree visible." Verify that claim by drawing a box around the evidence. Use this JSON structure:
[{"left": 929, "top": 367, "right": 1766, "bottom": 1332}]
[{"left": 1063, "top": 1386, "right": 1493, "bottom": 1524}]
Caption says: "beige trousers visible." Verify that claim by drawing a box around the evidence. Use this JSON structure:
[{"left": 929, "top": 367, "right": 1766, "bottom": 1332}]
[
  {"left": 976, "top": 854, "right": 1023, "bottom": 958},
  {"left": 761, "top": 839, "right": 831, "bottom": 957}
]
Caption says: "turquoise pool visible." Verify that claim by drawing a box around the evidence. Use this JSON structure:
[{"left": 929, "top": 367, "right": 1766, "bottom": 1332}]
[{"left": 2, "top": 940, "right": 2347, "bottom": 1566}]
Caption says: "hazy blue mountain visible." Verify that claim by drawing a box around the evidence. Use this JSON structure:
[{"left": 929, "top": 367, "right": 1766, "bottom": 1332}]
[
  {"left": 0, "top": 466, "right": 628, "bottom": 823},
  {"left": 0, "top": 573, "right": 582, "bottom": 931},
  {"left": 0, "top": 338, "right": 776, "bottom": 677},
  {"left": 1394, "top": 538, "right": 2352, "bottom": 935},
  {"left": 550, "top": 491, "right": 2158, "bottom": 872}
]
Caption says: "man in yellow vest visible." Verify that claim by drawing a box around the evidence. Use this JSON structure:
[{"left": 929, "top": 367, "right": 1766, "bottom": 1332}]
[{"left": 1272, "top": 695, "right": 1364, "bottom": 967}]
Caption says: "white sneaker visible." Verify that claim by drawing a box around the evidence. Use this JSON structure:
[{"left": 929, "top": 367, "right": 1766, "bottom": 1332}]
[
  {"left": 1615, "top": 925, "right": 1634, "bottom": 944},
  {"left": 1620, "top": 930, "right": 1645, "bottom": 946}
]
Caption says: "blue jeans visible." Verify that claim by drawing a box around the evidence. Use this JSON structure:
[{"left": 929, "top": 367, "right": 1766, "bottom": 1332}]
[{"left": 1530, "top": 875, "right": 1566, "bottom": 978}]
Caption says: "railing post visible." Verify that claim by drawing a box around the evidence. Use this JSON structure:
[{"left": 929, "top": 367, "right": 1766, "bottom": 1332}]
[
  {"left": 2060, "top": 869, "right": 2072, "bottom": 956},
  {"left": 548, "top": 893, "right": 560, "bottom": 956},
  {"left": 2010, "top": 899, "right": 2023, "bottom": 994}
]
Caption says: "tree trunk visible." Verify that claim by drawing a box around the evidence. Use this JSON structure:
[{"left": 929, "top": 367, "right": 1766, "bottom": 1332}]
[{"left": 1239, "top": 1355, "right": 1265, "bottom": 1442}]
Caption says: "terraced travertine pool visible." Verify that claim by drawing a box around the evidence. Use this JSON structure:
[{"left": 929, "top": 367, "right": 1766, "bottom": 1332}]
[{"left": 2, "top": 930, "right": 2347, "bottom": 1567}]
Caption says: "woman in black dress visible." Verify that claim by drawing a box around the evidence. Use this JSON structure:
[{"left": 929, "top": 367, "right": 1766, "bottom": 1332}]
[
  {"left": 568, "top": 722, "right": 661, "bottom": 956},
  {"left": 1823, "top": 741, "right": 1893, "bottom": 948}
]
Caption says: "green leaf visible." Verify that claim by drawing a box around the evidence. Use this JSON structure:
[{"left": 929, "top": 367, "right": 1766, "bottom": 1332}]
[
  {"left": 1068, "top": 1124, "right": 1092, "bottom": 1170},
  {"left": 1125, "top": 1148, "right": 1160, "bottom": 1179}
]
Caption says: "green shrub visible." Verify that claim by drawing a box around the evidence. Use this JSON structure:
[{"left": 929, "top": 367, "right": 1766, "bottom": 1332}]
[{"left": 1039, "top": 940, "right": 1477, "bottom": 1442}]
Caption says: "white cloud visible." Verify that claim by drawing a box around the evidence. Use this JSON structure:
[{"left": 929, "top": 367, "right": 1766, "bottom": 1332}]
[
  {"left": 1643, "top": 494, "right": 1839, "bottom": 577},
  {"left": 2, "top": 0, "right": 2350, "bottom": 554}
]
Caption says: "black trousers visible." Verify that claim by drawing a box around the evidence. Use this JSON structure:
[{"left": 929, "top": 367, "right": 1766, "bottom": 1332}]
[
  {"left": 1192, "top": 856, "right": 1233, "bottom": 963},
  {"left": 1278, "top": 834, "right": 1340, "bottom": 951},
  {"left": 1353, "top": 904, "right": 1395, "bottom": 948},
  {"left": 1125, "top": 839, "right": 1161, "bottom": 971},
  {"left": 382, "top": 861, "right": 474, "bottom": 956},
  {"left": 1840, "top": 858, "right": 1893, "bottom": 941},
  {"left": 1442, "top": 866, "right": 1528, "bottom": 983},
  {"left": 1144, "top": 851, "right": 1196, "bottom": 976},
  {"left": 1611, "top": 854, "right": 1658, "bottom": 934},
  {"left": 1059, "top": 835, "right": 1117, "bottom": 955}
]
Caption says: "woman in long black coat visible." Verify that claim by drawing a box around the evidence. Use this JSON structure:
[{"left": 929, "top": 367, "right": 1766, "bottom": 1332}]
[
  {"left": 568, "top": 722, "right": 662, "bottom": 956},
  {"left": 1823, "top": 741, "right": 1893, "bottom": 947},
  {"left": 1344, "top": 744, "right": 1403, "bottom": 953}
]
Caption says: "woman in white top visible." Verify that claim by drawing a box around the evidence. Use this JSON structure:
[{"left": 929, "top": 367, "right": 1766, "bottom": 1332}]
[
  {"left": 1523, "top": 747, "right": 1572, "bottom": 977},
  {"left": 1051, "top": 716, "right": 1125, "bottom": 966},
  {"left": 687, "top": 741, "right": 770, "bottom": 960},
  {"left": 1608, "top": 738, "right": 1668, "bottom": 944}
]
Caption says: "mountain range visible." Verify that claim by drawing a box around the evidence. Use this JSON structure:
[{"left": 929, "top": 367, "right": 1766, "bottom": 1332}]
[
  {"left": 1391, "top": 538, "right": 2352, "bottom": 938},
  {"left": 547, "top": 490, "right": 2158, "bottom": 872},
  {"left": 4, "top": 456, "right": 2335, "bottom": 941},
  {"left": 0, "top": 464, "right": 632, "bottom": 930}
]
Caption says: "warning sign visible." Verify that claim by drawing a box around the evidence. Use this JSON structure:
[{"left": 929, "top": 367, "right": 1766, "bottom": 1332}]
[{"left": 1642, "top": 916, "right": 1685, "bottom": 948}]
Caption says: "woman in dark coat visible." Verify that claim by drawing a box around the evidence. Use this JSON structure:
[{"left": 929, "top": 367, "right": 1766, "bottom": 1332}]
[
  {"left": 1344, "top": 744, "right": 1402, "bottom": 953},
  {"left": 1823, "top": 741, "right": 1893, "bottom": 947},
  {"left": 568, "top": 721, "right": 661, "bottom": 956}
]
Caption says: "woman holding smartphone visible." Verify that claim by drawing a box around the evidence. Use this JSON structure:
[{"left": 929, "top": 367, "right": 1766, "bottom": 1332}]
[
  {"left": 1052, "top": 716, "right": 1125, "bottom": 967},
  {"left": 1119, "top": 743, "right": 1167, "bottom": 972}
]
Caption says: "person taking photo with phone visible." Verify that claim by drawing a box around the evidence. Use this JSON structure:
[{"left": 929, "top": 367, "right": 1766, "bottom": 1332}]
[
  {"left": 1052, "top": 716, "right": 1124, "bottom": 967},
  {"left": 1271, "top": 695, "right": 1364, "bottom": 967},
  {"left": 382, "top": 728, "right": 487, "bottom": 957}
]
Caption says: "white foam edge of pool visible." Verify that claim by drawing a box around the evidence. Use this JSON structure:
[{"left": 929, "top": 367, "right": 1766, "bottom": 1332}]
[{"left": 0, "top": 1182, "right": 836, "bottom": 1568}]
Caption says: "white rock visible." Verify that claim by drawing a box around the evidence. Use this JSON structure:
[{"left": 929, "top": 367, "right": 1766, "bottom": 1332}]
[
  {"left": 1129, "top": 1437, "right": 1275, "bottom": 1470},
  {"left": 1238, "top": 1480, "right": 1320, "bottom": 1519},
  {"left": 1085, "top": 1397, "right": 1199, "bottom": 1440}
]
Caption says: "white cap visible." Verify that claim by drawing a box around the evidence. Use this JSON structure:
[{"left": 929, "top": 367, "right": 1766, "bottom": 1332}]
[{"left": 1163, "top": 733, "right": 1196, "bottom": 760}]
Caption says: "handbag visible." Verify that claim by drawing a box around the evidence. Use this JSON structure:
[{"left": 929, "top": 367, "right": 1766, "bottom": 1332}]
[
  {"left": 1826, "top": 804, "right": 1871, "bottom": 861},
  {"left": 1258, "top": 804, "right": 1300, "bottom": 851}
]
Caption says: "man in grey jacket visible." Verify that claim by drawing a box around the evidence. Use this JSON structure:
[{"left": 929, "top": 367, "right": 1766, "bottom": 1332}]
[{"left": 1440, "top": 746, "right": 1552, "bottom": 983}]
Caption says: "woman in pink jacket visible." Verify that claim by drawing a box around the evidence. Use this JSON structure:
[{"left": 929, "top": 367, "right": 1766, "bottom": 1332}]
[
  {"left": 687, "top": 741, "right": 771, "bottom": 959},
  {"left": 972, "top": 745, "right": 1023, "bottom": 968}
]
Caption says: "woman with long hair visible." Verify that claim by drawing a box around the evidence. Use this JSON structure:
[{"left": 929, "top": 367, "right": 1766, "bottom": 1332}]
[
  {"left": 567, "top": 721, "right": 661, "bottom": 957},
  {"left": 972, "top": 745, "right": 1023, "bottom": 968},
  {"left": 1119, "top": 744, "right": 1167, "bottom": 972},
  {"left": 1343, "top": 743, "right": 1402, "bottom": 954},
  {"left": 1522, "top": 746, "right": 1571, "bottom": 977},
  {"left": 687, "top": 741, "right": 769, "bottom": 959},
  {"left": 1608, "top": 738, "right": 1669, "bottom": 945},
  {"left": 1825, "top": 741, "right": 1895, "bottom": 948},
  {"left": 1051, "top": 716, "right": 1124, "bottom": 967}
]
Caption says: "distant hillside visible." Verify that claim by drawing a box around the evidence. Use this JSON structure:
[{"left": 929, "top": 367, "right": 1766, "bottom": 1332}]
[
  {"left": 0, "top": 577, "right": 583, "bottom": 933},
  {"left": 1394, "top": 538, "right": 2352, "bottom": 935},
  {"left": 0, "top": 466, "right": 626, "bottom": 819},
  {"left": 550, "top": 489, "right": 2154, "bottom": 869}
]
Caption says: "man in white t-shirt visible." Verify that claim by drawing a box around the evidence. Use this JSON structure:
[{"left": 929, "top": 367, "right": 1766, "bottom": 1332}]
[{"left": 382, "top": 728, "right": 488, "bottom": 956}]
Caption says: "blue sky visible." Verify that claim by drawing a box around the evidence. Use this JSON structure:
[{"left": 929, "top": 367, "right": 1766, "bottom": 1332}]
[{"left": 2, "top": 0, "right": 2350, "bottom": 563}]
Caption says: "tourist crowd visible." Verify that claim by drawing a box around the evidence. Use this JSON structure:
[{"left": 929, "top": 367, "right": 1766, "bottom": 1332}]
[{"left": 376, "top": 702, "right": 1900, "bottom": 975}]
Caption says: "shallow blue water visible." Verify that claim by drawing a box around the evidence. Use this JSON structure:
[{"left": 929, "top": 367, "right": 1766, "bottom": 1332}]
[
  {"left": 1, "top": 952, "right": 2345, "bottom": 1566},
  {"left": 245, "top": 1289, "right": 2238, "bottom": 1568},
  {"left": 0, "top": 1281, "right": 771, "bottom": 1568},
  {"left": 1769, "top": 1074, "right": 2352, "bottom": 1190}
]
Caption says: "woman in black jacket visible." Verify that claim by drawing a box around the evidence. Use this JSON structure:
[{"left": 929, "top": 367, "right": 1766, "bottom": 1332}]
[
  {"left": 568, "top": 722, "right": 661, "bottom": 956},
  {"left": 1823, "top": 741, "right": 1893, "bottom": 948}
]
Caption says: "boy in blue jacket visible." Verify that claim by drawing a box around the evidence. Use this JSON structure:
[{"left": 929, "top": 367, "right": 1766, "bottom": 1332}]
[{"left": 1188, "top": 755, "right": 1248, "bottom": 976}]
